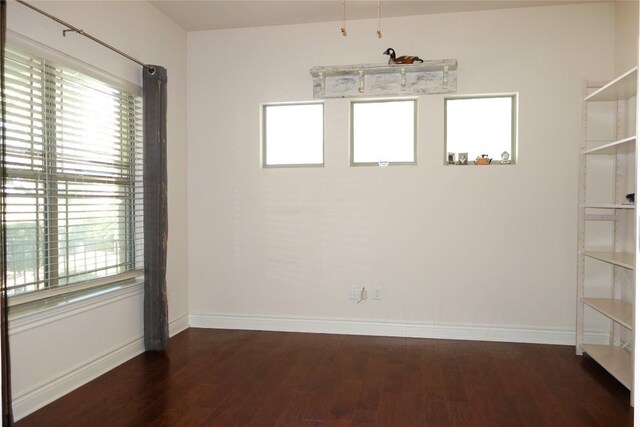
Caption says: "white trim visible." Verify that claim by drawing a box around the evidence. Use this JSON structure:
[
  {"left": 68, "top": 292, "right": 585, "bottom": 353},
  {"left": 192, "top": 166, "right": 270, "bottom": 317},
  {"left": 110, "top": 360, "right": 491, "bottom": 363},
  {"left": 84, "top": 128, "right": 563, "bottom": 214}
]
[
  {"left": 169, "top": 315, "right": 189, "bottom": 337},
  {"left": 9, "top": 280, "right": 144, "bottom": 335},
  {"left": 10, "top": 312, "right": 608, "bottom": 421},
  {"left": 8, "top": 271, "right": 143, "bottom": 308},
  {"left": 12, "top": 337, "right": 145, "bottom": 421},
  {"left": 7, "top": 30, "right": 142, "bottom": 95},
  {"left": 12, "top": 315, "right": 189, "bottom": 421},
  {"left": 189, "top": 313, "right": 609, "bottom": 346}
]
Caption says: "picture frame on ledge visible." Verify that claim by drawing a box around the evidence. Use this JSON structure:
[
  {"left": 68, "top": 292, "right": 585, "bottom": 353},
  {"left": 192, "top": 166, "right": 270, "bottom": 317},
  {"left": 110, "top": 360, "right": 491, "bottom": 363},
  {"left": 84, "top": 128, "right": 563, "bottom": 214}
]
[{"left": 457, "top": 152, "right": 468, "bottom": 165}]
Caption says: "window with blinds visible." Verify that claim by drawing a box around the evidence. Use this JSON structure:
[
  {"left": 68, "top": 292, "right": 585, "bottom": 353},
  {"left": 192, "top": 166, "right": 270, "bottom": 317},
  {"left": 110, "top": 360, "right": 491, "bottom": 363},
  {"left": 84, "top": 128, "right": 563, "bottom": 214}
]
[{"left": 3, "top": 46, "right": 143, "bottom": 304}]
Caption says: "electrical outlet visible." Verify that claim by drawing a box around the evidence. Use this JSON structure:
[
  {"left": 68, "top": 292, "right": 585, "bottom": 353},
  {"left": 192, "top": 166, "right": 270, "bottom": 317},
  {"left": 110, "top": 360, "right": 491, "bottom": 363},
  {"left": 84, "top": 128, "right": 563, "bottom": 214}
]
[
  {"left": 373, "top": 286, "right": 382, "bottom": 300},
  {"left": 350, "top": 287, "right": 359, "bottom": 300}
]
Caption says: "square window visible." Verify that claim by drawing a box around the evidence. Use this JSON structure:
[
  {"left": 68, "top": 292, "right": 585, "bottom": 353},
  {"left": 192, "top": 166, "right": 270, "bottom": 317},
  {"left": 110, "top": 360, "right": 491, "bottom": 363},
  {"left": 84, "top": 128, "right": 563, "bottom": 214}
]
[
  {"left": 262, "top": 102, "right": 324, "bottom": 167},
  {"left": 445, "top": 95, "right": 517, "bottom": 164},
  {"left": 351, "top": 99, "right": 417, "bottom": 166}
]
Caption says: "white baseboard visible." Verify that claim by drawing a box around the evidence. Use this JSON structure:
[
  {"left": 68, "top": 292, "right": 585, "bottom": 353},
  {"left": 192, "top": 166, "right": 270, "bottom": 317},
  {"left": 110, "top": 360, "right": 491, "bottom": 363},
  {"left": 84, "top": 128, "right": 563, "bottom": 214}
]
[
  {"left": 12, "top": 337, "right": 145, "bottom": 421},
  {"left": 11, "top": 313, "right": 607, "bottom": 421},
  {"left": 189, "top": 313, "right": 610, "bottom": 346},
  {"left": 13, "top": 316, "right": 189, "bottom": 421},
  {"left": 169, "top": 314, "right": 190, "bottom": 337}
]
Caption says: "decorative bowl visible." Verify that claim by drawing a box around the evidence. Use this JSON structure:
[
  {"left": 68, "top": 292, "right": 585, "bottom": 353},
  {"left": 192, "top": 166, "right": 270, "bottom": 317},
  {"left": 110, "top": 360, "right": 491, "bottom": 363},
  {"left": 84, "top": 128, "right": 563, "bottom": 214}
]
[{"left": 474, "top": 156, "right": 492, "bottom": 165}]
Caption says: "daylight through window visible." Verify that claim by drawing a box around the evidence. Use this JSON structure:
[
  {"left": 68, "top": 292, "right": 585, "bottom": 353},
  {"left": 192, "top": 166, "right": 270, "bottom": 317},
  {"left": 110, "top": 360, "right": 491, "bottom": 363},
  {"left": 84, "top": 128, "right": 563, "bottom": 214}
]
[
  {"left": 262, "top": 102, "right": 324, "bottom": 167},
  {"left": 3, "top": 46, "right": 144, "bottom": 302},
  {"left": 351, "top": 99, "right": 417, "bottom": 166},
  {"left": 445, "top": 95, "right": 517, "bottom": 164}
]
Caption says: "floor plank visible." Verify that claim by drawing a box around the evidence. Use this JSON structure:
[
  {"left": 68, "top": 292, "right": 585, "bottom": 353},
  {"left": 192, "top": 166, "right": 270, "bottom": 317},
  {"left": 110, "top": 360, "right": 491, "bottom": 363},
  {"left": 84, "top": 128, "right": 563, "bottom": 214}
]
[{"left": 16, "top": 328, "right": 634, "bottom": 426}]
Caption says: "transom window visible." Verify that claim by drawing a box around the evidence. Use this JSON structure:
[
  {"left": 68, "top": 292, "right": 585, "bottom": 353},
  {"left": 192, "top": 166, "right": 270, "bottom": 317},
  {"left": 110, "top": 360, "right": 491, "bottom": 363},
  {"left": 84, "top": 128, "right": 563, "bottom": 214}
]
[
  {"left": 3, "top": 45, "right": 143, "bottom": 303},
  {"left": 445, "top": 94, "right": 517, "bottom": 165},
  {"left": 351, "top": 99, "right": 417, "bottom": 166},
  {"left": 262, "top": 102, "right": 324, "bottom": 167}
]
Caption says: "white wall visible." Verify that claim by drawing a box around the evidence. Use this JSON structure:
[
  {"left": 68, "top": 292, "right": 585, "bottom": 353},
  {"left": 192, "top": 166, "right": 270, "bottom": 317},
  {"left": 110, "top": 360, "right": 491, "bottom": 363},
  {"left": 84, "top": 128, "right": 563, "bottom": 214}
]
[
  {"left": 187, "top": 3, "right": 614, "bottom": 341},
  {"left": 6, "top": 1, "right": 188, "bottom": 419},
  {"left": 1, "top": 0, "right": 621, "bottom": 420},
  {"left": 615, "top": 0, "right": 639, "bottom": 75}
]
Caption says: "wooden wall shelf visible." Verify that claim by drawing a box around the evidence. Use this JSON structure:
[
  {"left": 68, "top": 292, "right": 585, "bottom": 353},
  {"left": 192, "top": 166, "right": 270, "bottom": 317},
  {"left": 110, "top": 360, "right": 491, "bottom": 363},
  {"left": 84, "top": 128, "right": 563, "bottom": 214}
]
[{"left": 310, "top": 60, "right": 458, "bottom": 98}]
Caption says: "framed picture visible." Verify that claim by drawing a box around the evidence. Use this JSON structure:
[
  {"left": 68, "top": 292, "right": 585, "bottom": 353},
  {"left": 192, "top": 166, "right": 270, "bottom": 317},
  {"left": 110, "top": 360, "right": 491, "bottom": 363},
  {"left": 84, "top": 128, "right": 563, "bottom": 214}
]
[
  {"left": 447, "top": 152, "right": 456, "bottom": 165},
  {"left": 457, "top": 152, "right": 468, "bottom": 165}
]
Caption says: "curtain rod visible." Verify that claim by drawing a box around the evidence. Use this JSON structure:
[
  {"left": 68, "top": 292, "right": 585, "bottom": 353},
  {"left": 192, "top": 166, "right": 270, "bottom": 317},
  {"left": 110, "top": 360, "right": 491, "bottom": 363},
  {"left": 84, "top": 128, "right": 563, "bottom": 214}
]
[{"left": 15, "top": 0, "right": 154, "bottom": 72}]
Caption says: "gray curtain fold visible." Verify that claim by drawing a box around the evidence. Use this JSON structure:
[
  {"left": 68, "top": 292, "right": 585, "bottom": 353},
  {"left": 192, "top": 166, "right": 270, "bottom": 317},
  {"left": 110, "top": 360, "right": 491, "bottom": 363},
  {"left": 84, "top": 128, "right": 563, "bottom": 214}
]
[
  {"left": 0, "top": 0, "right": 14, "bottom": 424},
  {"left": 143, "top": 65, "right": 169, "bottom": 351}
]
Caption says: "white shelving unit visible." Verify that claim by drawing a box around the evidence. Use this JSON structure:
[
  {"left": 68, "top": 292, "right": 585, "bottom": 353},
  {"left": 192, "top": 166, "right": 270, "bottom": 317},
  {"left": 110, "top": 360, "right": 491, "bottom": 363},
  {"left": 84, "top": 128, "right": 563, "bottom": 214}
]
[
  {"left": 584, "top": 204, "right": 634, "bottom": 209},
  {"left": 581, "top": 344, "right": 633, "bottom": 389},
  {"left": 577, "top": 67, "right": 638, "bottom": 404},
  {"left": 584, "top": 136, "right": 636, "bottom": 155},
  {"left": 583, "top": 251, "right": 635, "bottom": 270},
  {"left": 583, "top": 298, "right": 633, "bottom": 330},
  {"left": 585, "top": 68, "right": 637, "bottom": 102}
]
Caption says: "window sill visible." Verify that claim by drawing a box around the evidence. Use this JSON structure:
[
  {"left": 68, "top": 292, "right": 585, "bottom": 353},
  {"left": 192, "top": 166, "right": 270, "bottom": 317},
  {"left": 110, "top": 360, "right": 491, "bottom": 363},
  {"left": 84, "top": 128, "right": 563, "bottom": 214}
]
[
  {"left": 444, "top": 162, "right": 516, "bottom": 166},
  {"left": 351, "top": 162, "right": 417, "bottom": 167},
  {"left": 9, "top": 278, "right": 144, "bottom": 334}
]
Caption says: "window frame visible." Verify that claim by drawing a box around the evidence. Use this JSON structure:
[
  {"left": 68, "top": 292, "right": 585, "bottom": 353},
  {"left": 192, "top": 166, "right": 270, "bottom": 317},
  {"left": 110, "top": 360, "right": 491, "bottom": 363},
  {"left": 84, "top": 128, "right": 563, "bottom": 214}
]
[
  {"left": 261, "top": 101, "right": 325, "bottom": 168},
  {"left": 4, "top": 35, "right": 144, "bottom": 307},
  {"left": 350, "top": 98, "right": 418, "bottom": 167},
  {"left": 444, "top": 93, "right": 518, "bottom": 165}
]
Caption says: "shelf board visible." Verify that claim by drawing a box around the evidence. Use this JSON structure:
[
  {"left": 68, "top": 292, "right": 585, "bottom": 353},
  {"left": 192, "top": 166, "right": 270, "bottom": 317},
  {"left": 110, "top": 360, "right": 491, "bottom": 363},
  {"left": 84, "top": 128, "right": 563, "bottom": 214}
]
[
  {"left": 585, "top": 67, "right": 638, "bottom": 101},
  {"left": 584, "top": 136, "right": 636, "bottom": 155},
  {"left": 310, "top": 60, "right": 458, "bottom": 98},
  {"left": 581, "top": 344, "right": 632, "bottom": 389},
  {"left": 583, "top": 251, "right": 635, "bottom": 269},
  {"left": 583, "top": 298, "right": 633, "bottom": 330},
  {"left": 310, "top": 60, "right": 458, "bottom": 76},
  {"left": 584, "top": 204, "right": 634, "bottom": 210}
]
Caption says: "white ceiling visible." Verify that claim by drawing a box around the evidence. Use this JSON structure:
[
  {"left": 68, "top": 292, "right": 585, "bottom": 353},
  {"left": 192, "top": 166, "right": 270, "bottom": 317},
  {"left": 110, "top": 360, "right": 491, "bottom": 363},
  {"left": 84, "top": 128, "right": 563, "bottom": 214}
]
[{"left": 149, "top": 0, "right": 602, "bottom": 32}]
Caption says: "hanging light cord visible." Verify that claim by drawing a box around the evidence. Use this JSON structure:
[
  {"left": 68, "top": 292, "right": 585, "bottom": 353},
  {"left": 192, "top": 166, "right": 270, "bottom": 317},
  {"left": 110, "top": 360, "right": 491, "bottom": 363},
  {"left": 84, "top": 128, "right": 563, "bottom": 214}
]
[
  {"left": 340, "top": 0, "right": 347, "bottom": 36},
  {"left": 377, "top": 0, "right": 382, "bottom": 38}
]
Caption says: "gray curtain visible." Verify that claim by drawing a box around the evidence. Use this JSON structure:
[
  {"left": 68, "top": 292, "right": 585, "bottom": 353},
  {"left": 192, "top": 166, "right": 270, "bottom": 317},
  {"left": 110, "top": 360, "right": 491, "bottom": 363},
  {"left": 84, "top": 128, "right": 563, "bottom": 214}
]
[
  {"left": 143, "top": 65, "right": 169, "bottom": 351},
  {"left": 0, "top": 0, "right": 14, "bottom": 424}
]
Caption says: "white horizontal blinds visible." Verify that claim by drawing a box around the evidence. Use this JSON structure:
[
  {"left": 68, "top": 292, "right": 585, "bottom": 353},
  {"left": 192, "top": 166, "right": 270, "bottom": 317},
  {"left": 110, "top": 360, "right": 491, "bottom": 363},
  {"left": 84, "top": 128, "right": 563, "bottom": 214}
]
[
  {"left": 3, "top": 46, "right": 143, "bottom": 299},
  {"left": 4, "top": 49, "right": 46, "bottom": 297}
]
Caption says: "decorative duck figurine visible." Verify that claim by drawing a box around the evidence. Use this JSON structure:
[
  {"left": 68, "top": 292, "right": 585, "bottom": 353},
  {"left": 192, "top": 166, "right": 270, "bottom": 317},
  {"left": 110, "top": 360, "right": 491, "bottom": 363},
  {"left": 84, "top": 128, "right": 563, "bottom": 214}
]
[{"left": 383, "top": 48, "right": 424, "bottom": 65}]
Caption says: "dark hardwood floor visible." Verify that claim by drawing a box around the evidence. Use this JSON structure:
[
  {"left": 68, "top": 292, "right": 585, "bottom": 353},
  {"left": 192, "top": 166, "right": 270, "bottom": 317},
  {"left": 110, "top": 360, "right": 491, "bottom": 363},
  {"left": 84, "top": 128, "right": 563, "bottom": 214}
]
[{"left": 17, "top": 328, "right": 633, "bottom": 426}]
